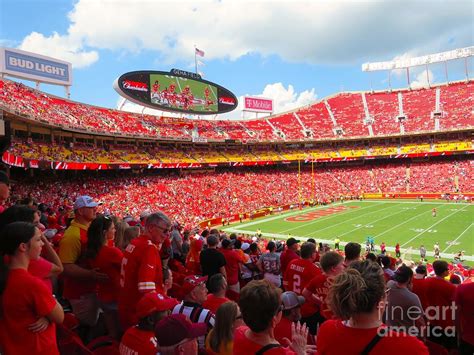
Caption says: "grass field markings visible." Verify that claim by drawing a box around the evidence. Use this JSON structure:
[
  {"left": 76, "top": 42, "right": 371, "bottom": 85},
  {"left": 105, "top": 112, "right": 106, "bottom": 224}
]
[
  {"left": 235, "top": 201, "right": 378, "bottom": 229},
  {"left": 235, "top": 203, "right": 347, "bottom": 229},
  {"left": 400, "top": 205, "right": 470, "bottom": 248},
  {"left": 441, "top": 223, "right": 474, "bottom": 253},
  {"left": 372, "top": 205, "right": 439, "bottom": 240},
  {"left": 328, "top": 206, "right": 414, "bottom": 239},
  {"left": 220, "top": 228, "right": 474, "bottom": 262},
  {"left": 360, "top": 200, "right": 470, "bottom": 206},
  {"left": 278, "top": 203, "right": 399, "bottom": 236}
]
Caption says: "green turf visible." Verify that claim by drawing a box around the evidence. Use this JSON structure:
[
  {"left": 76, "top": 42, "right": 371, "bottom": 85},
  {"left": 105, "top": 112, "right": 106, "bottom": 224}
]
[{"left": 223, "top": 200, "right": 474, "bottom": 264}]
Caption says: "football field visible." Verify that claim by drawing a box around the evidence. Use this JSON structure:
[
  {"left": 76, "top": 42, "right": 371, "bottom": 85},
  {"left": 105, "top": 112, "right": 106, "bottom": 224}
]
[{"left": 223, "top": 200, "right": 474, "bottom": 264}]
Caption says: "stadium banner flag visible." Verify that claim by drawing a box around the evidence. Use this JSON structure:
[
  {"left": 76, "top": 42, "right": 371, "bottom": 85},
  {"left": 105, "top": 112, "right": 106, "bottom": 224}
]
[{"left": 195, "top": 48, "right": 205, "bottom": 57}]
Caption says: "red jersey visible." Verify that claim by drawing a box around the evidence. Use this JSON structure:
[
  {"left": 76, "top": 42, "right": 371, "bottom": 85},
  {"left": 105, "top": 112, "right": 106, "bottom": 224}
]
[
  {"left": 233, "top": 326, "right": 295, "bottom": 355},
  {"left": 455, "top": 282, "right": 474, "bottom": 345},
  {"left": 203, "top": 294, "right": 230, "bottom": 315},
  {"left": 305, "top": 274, "right": 333, "bottom": 319},
  {"left": 119, "top": 235, "right": 164, "bottom": 329},
  {"left": 316, "top": 320, "right": 428, "bottom": 355},
  {"left": 283, "top": 258, "right": 321, "bottom": 317},
  {"left": 28, "top": 256, "right": 53, "bottom": 293},
  {"left": 91, "top": 245, "right": 123, "bottom": 303},
  {"left": 0, "top": 269, "right": 59, "bottom": 355},
  {"left": 280, "top": 249, "right": 300, "bottom": 275},
  {"left": 411, "top": 277, "right": 428, "bottom": 310},
  {"left": 119, "top": 326, "right": 157, "bottom": 355},
  {"left": 423, "top": 277, "right": 456, "bottom": 328}
]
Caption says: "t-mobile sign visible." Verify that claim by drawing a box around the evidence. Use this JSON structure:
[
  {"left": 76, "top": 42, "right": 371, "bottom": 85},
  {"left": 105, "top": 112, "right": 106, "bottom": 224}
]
[{"left": 244, "top": 96, "right": 273, "bottom": 112}]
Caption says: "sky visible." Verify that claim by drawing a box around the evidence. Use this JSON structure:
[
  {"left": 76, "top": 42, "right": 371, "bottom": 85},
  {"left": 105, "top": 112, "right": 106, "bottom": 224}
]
[{"left": 0, "top": 0, "right": 472, "bottom": 119}]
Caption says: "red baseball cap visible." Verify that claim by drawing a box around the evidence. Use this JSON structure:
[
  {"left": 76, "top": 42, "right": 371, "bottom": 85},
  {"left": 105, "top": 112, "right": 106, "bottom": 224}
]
[
  {"left": 155, "top": 314, "right": 207, "bottom": 347},
  {"left": 136, "top": 292, "right": 179, "bottom": 319},
  {"left": 181, "top": 275, "right": 208, "bottom": 295}
]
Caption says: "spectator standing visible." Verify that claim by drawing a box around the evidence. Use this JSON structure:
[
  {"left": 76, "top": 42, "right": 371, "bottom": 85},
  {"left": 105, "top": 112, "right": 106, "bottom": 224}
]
[
  {"left": 220, "top": 238, "right": 246, "bottom": 294},
  {"left": 257, "top": 241, "right": 282, "bottom": 287},
  {"left": 424, "top": 260, "right": 457, "bottom": 349},
  {"left": 85, "top": 214, "right": 123, "bottom": 340},
  {"left": 283, "top": 242, "right": 322, "bottom": 334},
  {"left": 203, "top": 273, "right": 231, "bottom": 315},
  {"left": 119, "top": 212, "right": 171, "bottom": 330},
  {"left": 0, "top": 222, "right": 64, "bottom": 355},
  {"left": 280, "top": 237, "right": 300, "bottom": 275},
  {"left": 206, "top": 301, "right": 243, "bottom": 355},
  {"left": 411, "top": 264, "right": 428, "bottom": 310},
  {"left": 58, "top": 195, "right": 106, "bottom": 329},
  {"left": 316, "top": 260, "right": 428, "bottom": 354},
  {"left": 303, "top": 251, "right": 344, "bottom": 322},
  {"left": 172, "top": 275, "right": 215, "bottom": 351},
  {"left": 199, "top": 235, "right": 226, "bottom": 281},
  {"left": 343, "top": 242, "right": 361, "bottom": 267},
  {"left": 455, "top": 282, "right": 474, "bottom": 355},
  {"left": 240, "top": 242, "right": 261, "bottom": 285},
  {"left": 384, "top": 265, "right": 425, "bottom": 333},
  {"left": 170, "top": 222, "right": 183, "bottom": 262}
]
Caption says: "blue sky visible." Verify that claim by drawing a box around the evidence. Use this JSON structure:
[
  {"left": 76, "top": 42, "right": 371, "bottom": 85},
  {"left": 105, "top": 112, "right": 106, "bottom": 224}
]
[{"left": 1, "top": 0, "right": 472, "bottom": 119}]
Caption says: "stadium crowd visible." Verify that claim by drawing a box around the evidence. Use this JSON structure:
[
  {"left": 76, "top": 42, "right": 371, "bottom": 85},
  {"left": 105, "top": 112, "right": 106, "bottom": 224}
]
[
  {"left": 0, "top": 169, "right": 473, "bottom": 355},
  {"left": 7, "top": 160, "right": 472, "bottom": 227},
  {"left": 1, "top": 78, "right": 472, "bottom": 141}
]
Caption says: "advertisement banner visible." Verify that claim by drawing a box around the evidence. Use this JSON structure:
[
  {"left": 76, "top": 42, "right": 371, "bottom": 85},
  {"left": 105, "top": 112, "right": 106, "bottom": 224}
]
[
  {"left": 243, "top": 96, "right": 273, "bottom": 113},
  {"left": 0, "top": 47, "right": 72, "bottom": 85}
]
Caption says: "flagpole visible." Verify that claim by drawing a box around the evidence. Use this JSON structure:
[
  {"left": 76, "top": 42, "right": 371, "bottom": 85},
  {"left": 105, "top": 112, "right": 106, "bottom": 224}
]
[{"left": 194, "top": 46, "right": 198, "bottom": 74}]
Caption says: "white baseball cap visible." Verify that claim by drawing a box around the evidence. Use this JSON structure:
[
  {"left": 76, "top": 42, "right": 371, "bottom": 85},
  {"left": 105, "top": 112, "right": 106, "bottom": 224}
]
[{"left": 74, "top": 195, "right": 99, "bottom": 210}]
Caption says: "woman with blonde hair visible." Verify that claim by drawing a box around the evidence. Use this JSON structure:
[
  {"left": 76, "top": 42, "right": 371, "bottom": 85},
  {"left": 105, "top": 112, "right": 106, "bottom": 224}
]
[
  {"left": 316, "top": 260, "right": 428, "bottom": 355},
  {"left": 205, "top": 301, "right": 243, "bottom": 355}
]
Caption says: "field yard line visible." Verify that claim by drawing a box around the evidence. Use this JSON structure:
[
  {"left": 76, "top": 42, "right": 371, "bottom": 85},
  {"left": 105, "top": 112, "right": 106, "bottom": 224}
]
[
  {"left": 237, "top": 201, "right": 376, "bottom": 229},
  {"left": 280, "top": 203, "right": 398, "bottom": 236},
  {"left": 401, "top": 205, "right": 470, "bottom": 247},
  {"left": 332, "top": 206, "right": 410, "bottom": 238},
  {"left": 372, "top": 207, "right": 434, "bottom": 239},
  {"left": 441, "top": 223, "right": 474, "bottom": 253}
]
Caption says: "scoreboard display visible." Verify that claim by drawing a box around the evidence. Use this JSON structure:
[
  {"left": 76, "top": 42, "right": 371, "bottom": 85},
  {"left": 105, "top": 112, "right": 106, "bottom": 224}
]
[{"left": 114, "top": 69, "right": 238, "bottom": 115}]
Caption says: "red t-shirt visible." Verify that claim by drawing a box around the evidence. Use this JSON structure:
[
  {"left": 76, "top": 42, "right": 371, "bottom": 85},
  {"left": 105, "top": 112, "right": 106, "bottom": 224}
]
[
  {"left": 283, "top": 258, "right": 321, "bottom": 317},
  {"left": 119, "top": 326, "right": 157, "bottom": 355},
  {"left": 316, "top": 320, "right": 428, "bottom": 355},
  {"left": 220, "top": 248, "right": 243, "bottom": 285},
  {"left": 423, "top": 277, "right": 456, "bottom": 328},
  {"left": 280, "top": 249, "right": 300, "bottom": 275},
  {"left": 455, "top": 282, "right": 474, "bottom": 345},
  {"left": 274, "top": 317, "right": 293, "bottom": 345},
  {"left": 411, "top": 277, "right": 428, "bottom": 310},
  {"left": 119, "top": 235, "right": 164, "bottom": 329},
  {"left": 0, "top": 269, "right": 59, "bottom": 355},
  {"left": 305, "top": 274, "right": 333, "bottom": 319},
  {"left": 90, "top": 245, "right": 123, "bottom": 303},
  {"left": 28, "top": 257, "right": 53, "bottom": 293},
  {"left": 203, "top": 294, "right": 230, "bottom": 315},
  {"left": 233, "top": 326, "right": 295, "bottom": 355}
]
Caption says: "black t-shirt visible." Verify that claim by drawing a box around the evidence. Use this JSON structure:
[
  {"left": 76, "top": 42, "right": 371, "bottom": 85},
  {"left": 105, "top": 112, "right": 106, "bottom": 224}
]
[{"left": 200, "top": 248, "right": 226, "bottom": 279}]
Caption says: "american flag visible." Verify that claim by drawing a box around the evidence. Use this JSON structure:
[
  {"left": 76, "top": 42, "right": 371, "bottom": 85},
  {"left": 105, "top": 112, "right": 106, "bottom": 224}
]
[{"left": 195, "top": 47, "right": 205, "bottom": 57}]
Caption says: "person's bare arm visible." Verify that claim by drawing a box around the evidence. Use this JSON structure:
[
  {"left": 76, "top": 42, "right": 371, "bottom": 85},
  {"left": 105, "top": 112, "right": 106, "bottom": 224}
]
[
  {"left": 62, "top": 263, "right": 108, "bottom": 281},
  {"left": 40, "top": 235, "right": 63, "bottom": 275}
]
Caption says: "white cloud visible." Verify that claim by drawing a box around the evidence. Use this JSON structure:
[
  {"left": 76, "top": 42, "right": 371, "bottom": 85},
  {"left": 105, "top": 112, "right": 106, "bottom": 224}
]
[
  {"left": 18, "top": 31, "right": 98, "bottom": 68},
  {"left": 411, "top": 69, "right": 435, "bottom": 89},
  {"left": 17, "top": 0, "right": 473, "bottom": 67}
]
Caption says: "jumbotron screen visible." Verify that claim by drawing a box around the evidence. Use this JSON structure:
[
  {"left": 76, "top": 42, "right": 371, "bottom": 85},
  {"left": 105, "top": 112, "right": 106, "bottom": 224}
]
[{"left": 113, "top": 69, "right": 238, "bottom": 115}]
